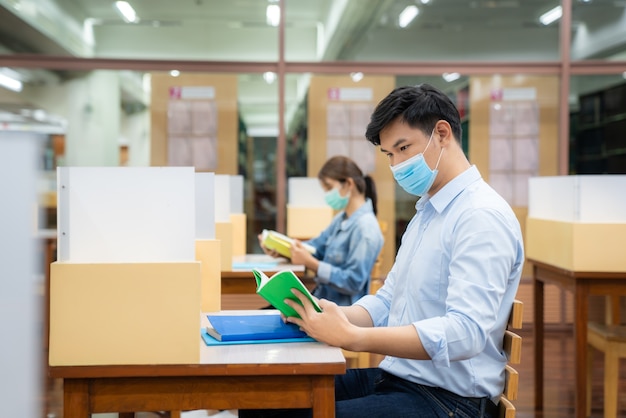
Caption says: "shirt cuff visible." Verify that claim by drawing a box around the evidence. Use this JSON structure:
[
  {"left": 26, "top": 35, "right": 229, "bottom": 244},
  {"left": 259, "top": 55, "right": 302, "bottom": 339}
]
[
  {"left": 316, "top": 261, "right": 331, "bottom": 283},
  {"left": 415, "top": 316, "right": 450, "bottom": 368}
]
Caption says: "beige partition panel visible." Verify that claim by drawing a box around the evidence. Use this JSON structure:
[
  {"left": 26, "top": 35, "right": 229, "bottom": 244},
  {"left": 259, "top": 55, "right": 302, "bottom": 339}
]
[
  {"left": 196, "top": 239, "right": 221, "bottom": 312},
  {"left": 526, "top": 219, "right": 626, "bottom": 272},
  {"left": 49, "top": 262, "right": 201, "bottom": 366},
  {"left": 150, "top": 73, "right": 238, "bottom": 174},
  {"left": 230, "top": 213, "right": 247, "bottom": 256},
  {"left": 287, "top": 206, "right": 334, "bottom": 240},
  {"left": 216, "top": 221, "right": 233, "bottom": 271},
  {"left": 308, "top": 75, "right": 396, "bottom": 277}
]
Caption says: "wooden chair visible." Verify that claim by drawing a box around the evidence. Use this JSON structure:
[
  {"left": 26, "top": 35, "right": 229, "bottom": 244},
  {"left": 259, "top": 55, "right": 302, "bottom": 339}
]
[
  {"left": 499, "top": 299, "right": 524, "bottom": 418},
  {"left": 586, "top": 296, "right": 626, "bottom": 418}
]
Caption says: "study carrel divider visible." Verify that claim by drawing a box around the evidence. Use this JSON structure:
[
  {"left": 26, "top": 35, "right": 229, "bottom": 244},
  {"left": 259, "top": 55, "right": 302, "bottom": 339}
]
[
  {"left": 50, "top": 167, "right": 204, "bottom": 366},
  {"left": 526, "top": 175, "right": 626, "bottom": 272},
  {"left": 214, "top": 174, "right": 247, "bottom": 271},
  {"left": 195, "top": 172, "right": 221, "bottom": 313},
  {"left": 286, "top": 177, "right": 333, "bottom": 240}
]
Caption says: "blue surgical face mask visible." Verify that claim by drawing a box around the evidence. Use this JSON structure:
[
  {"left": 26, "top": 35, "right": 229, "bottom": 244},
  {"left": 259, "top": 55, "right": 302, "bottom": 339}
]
[
  {"left": 324, "top": 186, "right": 350, "bottom": 210},
  {"left": 390, "top": 130, "right": 444, "bottom": 197}
]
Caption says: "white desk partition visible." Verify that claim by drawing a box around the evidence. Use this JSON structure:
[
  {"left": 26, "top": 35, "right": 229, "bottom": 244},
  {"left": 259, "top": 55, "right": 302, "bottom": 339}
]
[
  {"left": 57, "top": 166, "right": 196, "bottom": 263},
  {"left": 288, "top": 177, "right": 326, "bottom": 206},
  {"left": 214, "top": 174, "right": 231, "bottom": 222},
  {"left": 230, "top": 174, "right": 244, "bottom": 214},
  {"left": 528, "top": 175, "right": 626, "bottom": 222},
  {"left": 196, "top": 172, "right": 216, "bottom": 239},
  {"left": 0, "top": 132, "right": 40, "bottom": 418},
  {"left": 526, "top": 174, "right": 626, "bottom": 272}
]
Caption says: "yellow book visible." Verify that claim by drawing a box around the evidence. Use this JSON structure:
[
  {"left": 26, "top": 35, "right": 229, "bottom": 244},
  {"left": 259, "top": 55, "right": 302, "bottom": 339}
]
[{"left": 261, "top": 229, "right": 316, "bottom": 259}]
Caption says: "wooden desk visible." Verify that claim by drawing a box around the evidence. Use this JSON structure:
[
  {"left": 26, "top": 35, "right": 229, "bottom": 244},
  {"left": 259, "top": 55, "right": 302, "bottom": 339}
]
[
  {"left": 531, "top": 259, "right": 626, "bottom": 418},
  {"left": 50, "top": 311, "right": 346, "bottom": 418},
  {"left": 222, "top": 254, "right": 313, "bottom": 294}
]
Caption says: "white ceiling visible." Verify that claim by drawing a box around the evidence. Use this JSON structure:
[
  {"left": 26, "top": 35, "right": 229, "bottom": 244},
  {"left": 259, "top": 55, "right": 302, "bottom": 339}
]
[{"left": 1, "top": 0, "right": 626, "bottom": 133}]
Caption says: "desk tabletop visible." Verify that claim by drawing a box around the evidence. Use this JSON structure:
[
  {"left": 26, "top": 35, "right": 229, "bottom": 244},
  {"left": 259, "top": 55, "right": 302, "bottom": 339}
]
[
  {"left": 49, "top": 310, "right": 345, "bottom": 379},
  {"left": 229, "top": 254, "right": 305, "bottom": 273},
  {"left": 199, "top": 310, "right": 343, "bottom": 365},
  {"left": 528, "top": 258, "right": 626, "bottom": 279}
]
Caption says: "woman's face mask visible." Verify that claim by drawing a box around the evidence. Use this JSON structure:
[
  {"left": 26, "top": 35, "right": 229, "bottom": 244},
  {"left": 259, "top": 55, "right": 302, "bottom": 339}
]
[
  {"left": 324, "top": 186, "right": 350, "bottom": 210},
  {"left": 390, "top": 129, "right": 444, "bottom": 197}
]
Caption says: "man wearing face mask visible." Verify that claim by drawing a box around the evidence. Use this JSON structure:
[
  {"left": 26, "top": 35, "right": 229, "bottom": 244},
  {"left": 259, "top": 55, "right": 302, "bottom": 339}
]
[
  {"left": 242, "top": 84, "right": 524, "bottom": 418},
  {"left": 258, "top": 155, "right": 384, "bottom": 307}
]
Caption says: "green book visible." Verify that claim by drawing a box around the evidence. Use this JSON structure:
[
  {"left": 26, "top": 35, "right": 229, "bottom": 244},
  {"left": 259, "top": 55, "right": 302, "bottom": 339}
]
[{"left": 252, "top": 268, "right": 322, "bottom": 318}]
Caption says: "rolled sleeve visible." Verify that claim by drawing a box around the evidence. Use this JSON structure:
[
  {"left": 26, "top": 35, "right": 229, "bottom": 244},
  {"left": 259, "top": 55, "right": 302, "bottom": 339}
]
[
  {"left": 415, "top": 317, "right": 450, "bottom": 368},
  {"left": 355, "top": 294, "right": 389, "bottom": 327}
]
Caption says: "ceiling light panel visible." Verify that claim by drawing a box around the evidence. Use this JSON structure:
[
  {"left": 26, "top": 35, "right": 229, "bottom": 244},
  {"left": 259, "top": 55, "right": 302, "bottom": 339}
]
[
  {"left": 114, "top": 1, "right": 138, "bottom": 23},
  {"left": 539, "top": 5, "right": 562, "bottom": 25},
  {"left": 399, "top": 5, "right": 419, "bottom": 28}
]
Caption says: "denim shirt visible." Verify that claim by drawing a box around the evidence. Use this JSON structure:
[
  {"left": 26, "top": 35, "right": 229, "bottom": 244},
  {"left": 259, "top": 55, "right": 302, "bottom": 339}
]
[
  {"left": 356, "top": 166, "right": 524, "bottom": 402},
  {"left": 306, "top": 199, "right": 384, "bottom": 306}
]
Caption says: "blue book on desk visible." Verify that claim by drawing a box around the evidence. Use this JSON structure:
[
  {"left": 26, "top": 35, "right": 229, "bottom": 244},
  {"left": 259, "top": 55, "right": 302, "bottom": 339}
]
[{"left": 205, "top": 313, "right": 310, "bottom": 342}]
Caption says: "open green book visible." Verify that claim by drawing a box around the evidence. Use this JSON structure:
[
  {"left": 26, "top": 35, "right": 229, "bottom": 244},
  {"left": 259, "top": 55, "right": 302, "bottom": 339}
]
[{"left": 253, "top": 268, "right": 322, "bottom": 318}]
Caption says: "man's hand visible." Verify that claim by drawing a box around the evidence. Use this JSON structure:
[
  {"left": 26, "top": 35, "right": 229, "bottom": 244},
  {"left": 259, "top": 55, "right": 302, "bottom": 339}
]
[{"left": 284, "top": 289, "right": 360, "bottom": 350}]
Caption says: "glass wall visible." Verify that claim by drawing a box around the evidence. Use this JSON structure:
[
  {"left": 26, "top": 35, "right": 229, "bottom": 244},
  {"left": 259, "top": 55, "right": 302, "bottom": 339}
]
[
  {"left": 1, "top": 0, "right": 626, "bottom": 257},
  {"left": 571, "top": 1, "right": 626, "bottom": 61},
  {"left": 569, "top": 74, "right": 626, "bottom": 174},
  {"left": 0, "top": 0, "right": 280, "bottom": 61},
  {"left": 284, "top": 0, "right": 561, "bottom": 62}
]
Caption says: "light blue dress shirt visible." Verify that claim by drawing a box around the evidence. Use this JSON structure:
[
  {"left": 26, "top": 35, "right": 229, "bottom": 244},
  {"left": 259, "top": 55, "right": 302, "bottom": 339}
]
[
  {"left": 306, "top": 199, "right": 384, "bottom": 306},
  {"left": 356, "top": 166, "right": 524, "bottom": 402}
]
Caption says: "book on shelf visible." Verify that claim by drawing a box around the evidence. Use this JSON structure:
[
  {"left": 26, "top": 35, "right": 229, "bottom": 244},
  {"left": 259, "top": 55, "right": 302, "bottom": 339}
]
[
  {"left": 253, "top": 268, "right": 322, "bottom": 319},
  {"left": 260, "top": 229, "right": 316, "bottom": 259},
  {"left": 205, "top": 313, "right": 311, "bottom": 342}
]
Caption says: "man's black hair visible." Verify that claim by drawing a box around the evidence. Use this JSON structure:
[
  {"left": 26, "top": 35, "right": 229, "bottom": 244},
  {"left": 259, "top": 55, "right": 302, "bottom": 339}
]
[{"left": 365, "top": 83, "right": 462, "bottom": 146}]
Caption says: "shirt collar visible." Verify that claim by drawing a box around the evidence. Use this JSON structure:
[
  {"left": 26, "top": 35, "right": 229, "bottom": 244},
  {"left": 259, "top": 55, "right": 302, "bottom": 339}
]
[{"left": 425, "top": 165, "right": 481, "bottom": 214}]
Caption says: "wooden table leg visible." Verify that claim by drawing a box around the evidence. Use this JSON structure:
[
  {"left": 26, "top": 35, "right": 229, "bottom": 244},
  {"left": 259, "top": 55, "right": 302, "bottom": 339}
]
[
  {"left": 533, "top": 271, "right": 544, "bottom": 411},
  {"left": 311, "top": 375, "right": 335, "bottom": 418},
  {"left": 63, "top": 379, "right": 90, "bottom": 418},
  {"left": 574, "top": 283, "right": 589, "bottom": 418},
  {"left": 42, "top": 238, "right": 55, "bottom": 418},
  {"left": 606, "top": 295, "right": 621, "bottom": 326}
]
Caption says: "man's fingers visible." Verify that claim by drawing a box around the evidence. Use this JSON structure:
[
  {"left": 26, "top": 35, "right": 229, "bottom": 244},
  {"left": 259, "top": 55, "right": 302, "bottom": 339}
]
[
  {"left": 283, "top": 298, "right": 305, "bottom": 327},
  {"left": 291, "top": 288, "right": 308, "bottom": 306},
  {"left": 284, "top": 289, "right": 315, "bottom": 319}
]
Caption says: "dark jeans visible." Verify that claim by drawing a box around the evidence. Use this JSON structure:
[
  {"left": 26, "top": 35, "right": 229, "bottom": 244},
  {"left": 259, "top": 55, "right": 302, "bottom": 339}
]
[{"left": 238, "top": 367, "right": 498, "bottom": 418}]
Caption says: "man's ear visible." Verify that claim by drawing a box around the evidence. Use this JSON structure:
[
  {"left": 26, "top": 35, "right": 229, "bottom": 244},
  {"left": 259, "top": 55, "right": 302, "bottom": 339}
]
[{"left": 435, "top": 120, "right": 453, "bottom": 147}]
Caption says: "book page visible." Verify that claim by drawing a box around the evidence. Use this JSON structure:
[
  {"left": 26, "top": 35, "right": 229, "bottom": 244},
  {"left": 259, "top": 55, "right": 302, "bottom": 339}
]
[
  {"left": 253, "top": 268, "right": 270, "bottom": 290},
  {"left": 254, "top": 269, "right": 321, "bottom": 318}
]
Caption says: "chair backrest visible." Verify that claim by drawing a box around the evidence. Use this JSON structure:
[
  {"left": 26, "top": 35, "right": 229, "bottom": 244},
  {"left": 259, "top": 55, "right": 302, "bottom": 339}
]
[
  {"left": 369, "top": 220, "right": 388, "bottom": 293},
  {"left": 499, "top": 299, "right": 523, "bottom": 418}
]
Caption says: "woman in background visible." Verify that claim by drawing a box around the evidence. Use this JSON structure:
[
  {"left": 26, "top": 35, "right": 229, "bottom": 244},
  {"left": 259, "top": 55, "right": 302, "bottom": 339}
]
[{"left": 259, "top": 155, "right": 384, "bottom": 306}]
